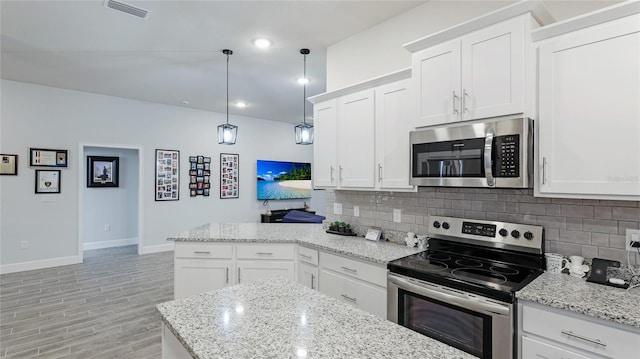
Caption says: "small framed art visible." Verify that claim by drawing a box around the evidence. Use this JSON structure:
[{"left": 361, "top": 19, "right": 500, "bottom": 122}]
[
  {"left": 0, "top": 154, "right": 18, "bottom": 175},
  {"left": 155, "top": 149, "right": 180, "bottom": 201},
  {"left": 220, "top": 153, "right": 239, "bottom": 199},
  {"left": 30, "top": 148, "right": 68, "bottom": 167},
  {"left": 35, "top": 170, "right": 61, "bottom": 194},
  {"left": 87, "top": 156, "right": 119, "bottom": 188},
  {"left": 188, "top": 155, "right": 211, "bottom": 197}
]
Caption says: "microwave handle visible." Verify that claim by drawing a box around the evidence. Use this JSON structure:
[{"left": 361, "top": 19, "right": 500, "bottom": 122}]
[{"left": 484, "top": 129, "right": 495, "bottom": 187}]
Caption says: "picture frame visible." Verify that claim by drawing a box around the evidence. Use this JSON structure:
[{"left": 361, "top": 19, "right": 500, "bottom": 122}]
[
  {"left": 30, "top": 148, "right": 68, "bottom": 167},
  {"left": 87, "top": 156, "right": 119, "bottom": 188},
  {"left": 155, "top": 149, "right": 180, "bottom": 201},
  {"left": 35, "top": 170, "right": 61, "bottom": 194},
  {"left": 0, "top": 154, "right": 18, "bottom": 175},
  {"left": 189, "top": 155, "right": 211, "bottom": 197},
  {"left": 220, "top": 153, "right": 239, "bottom": 199}
]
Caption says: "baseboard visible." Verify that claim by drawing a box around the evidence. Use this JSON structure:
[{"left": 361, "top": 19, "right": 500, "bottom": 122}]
[
  {"left": 83, "top": 237, "right": 138, "bottom": 251},
  {"left": 0, "top": 255, "right": 80, "bottom": 274},
  {"left": 140, "top": 243, "right": 173, "bottom": 255}
]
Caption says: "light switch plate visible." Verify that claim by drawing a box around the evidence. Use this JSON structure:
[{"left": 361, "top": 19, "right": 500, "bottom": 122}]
[
  {"left": 393, "top": 209, "right": 401, "bottom": 223},
  {"left": 333, "top": 203, "right": 342, "bottom": 215},
  {"left": 626, "top": 229, "right": 640, "bottom": 252},
  {"left": 353, "top": 206, "right": 359, "bottom": 217}
]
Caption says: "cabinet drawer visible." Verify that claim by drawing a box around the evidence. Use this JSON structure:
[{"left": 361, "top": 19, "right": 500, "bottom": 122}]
[
  {"left": 297, "top": 246, "right": 319, "bottom": 265},
  {"left": 174, "top": 242, "right": 233, "bottom": 259},
  {"left": 523, "top": 303, "right": 640, "bottom": 358},
  {"left": 320, "top": 252, "right": 387, "bottom": 287},
  {"left": 236, "top": 243, "right": 294, "bottom": 260},
  {"left": 319, "top": 269, "right": 386, "bottom": 318}
]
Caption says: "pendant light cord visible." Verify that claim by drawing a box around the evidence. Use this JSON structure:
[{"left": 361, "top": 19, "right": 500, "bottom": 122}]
[
  {"left": 303, "top": 53, "right": 306, "bottom": 125},
  {"left": 226, "top": 51, "right": 229, "bottom": 126}
]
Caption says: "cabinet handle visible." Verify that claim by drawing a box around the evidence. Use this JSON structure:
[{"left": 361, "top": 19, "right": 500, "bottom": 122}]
[
  {"left": 452, "top": 91, "right": 459, "bottom": 114},
  {"left": 341, "top": 266, "right": 357, "bottom": 274},
  {"left": 256, "top": 252, "right": 273, "bottom": 255},
  {"left": 238, "top": 268, "right": 241, "bottom": 283},
  {"left": 226, "top": 267, "right": 229, "bottom": 284},
  {"left": 341, "top": 293, "right": 357, "bottom": 302},
  {"left": 299, "top": 254, "right": 312, "bottom": 259},
  {"left": 542, "top": 157, "right": 547, "bottom": 185},
  {"left": 561, "top": 330, "right": 607, "bottom": 347},
  {"left": 330, "top": 166, "right": 334, "bottom": 181},
  {"left": 339, "top": 166, "right": 343, "bottom": 180},
  {"left": 462, "top": 89, "right": 469, "bottom": 113},
  {"left": 193, "top": 251, "right": 210, "bottom": 254},
  {"left": 311, "top": 274, "right": 315, "bottom": 290},
  {"left": 378, "top": 164, "right": 382, "bottom": 182}
]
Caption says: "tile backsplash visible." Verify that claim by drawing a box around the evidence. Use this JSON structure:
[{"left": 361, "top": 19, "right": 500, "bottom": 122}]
[{"left": 324, "top": 187, "right": 640, "bottom": 265}]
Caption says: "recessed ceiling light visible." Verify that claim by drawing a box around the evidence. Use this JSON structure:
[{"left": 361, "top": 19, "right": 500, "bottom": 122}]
[
  {"left": 253, "top": 38, "right": 272, "bottom": 49},
  {"left": 235, "top": 101, "right": 247, "bottom": 108},
  {"left": 297, "top": 77, "right": 309, "bottom": 85}
]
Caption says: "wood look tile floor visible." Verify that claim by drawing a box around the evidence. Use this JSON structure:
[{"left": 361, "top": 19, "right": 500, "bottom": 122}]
[{"left": 0, "top": 246, "right": 174, "bottom": 358}]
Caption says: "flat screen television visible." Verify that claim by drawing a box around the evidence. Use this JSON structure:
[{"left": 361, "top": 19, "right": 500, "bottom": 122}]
[{"left": 257, "top": 160, "right": 312, "bottom": 200}]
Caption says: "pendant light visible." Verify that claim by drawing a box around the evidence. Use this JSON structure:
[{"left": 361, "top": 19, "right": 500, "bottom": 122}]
[
  {"left": 295, "top": 48, "right": 313, "bottom": 145},
  {"left": 218, "top": 49, "right": 238, "bottom": 145}
]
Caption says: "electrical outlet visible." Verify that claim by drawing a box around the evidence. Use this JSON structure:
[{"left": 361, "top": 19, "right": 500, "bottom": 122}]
[
  {"left": 626, "top": 229, "right": 640, "bottom": 252},
  {"left": 20, "top": 241, "right": 28, "bottom": 249},
  {"left": 393, "top": 209, "right": 401, "bottom": 223},
  {"left": 333, "top": 203, "right": 342, "bottom": 215},
  {"left": 104, "top": 224, "right": 111, "bottom": 232},
  {"left": 353, "top": 206, "right": 360, "bottom": 217}
]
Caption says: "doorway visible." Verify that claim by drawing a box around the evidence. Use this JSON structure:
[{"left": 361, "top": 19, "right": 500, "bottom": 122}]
[{"left": 78, "top": 144, "right": 143, "bottom": 262}]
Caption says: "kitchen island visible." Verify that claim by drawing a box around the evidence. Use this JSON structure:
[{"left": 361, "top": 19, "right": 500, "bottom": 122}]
[{"left": 157, "top": 276, "right": 475, "bottom": 359}]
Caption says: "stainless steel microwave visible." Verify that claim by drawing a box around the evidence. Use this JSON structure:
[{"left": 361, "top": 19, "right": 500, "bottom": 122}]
[{"left": 410, "top": 117, "right": 533, "bottom": 188}]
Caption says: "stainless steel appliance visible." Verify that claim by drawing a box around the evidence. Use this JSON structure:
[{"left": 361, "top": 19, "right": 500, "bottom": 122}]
[
  {"left": 388, "top": 216, "right": 544, "bottom": 359},
  {"left": 410, "top": 116, "right": 533, "bottom": 188}
]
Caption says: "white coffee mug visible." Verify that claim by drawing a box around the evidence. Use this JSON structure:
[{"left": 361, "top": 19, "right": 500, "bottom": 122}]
[
  {"left": 545, "top": 253, "right": 564, "bottom": 274},
  {"left": 405, "top": 236, "right": 417, "bottom": 247},
  {"left": 562, "top": 255, "right": 589, "bottom": 276}
]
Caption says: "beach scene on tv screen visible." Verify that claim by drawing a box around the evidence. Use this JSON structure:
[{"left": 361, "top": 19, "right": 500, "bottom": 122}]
[{"left": 257, "top": 160, "right": 312, "bottom": 200}]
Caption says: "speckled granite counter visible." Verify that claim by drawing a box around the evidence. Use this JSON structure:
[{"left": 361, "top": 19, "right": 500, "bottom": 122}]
[
  {"left": 157, "top": 276, "right": 474, "bottom": 359},
  {"left": 517, "top": 271, "right": 640, "bottom": 329},
  {"left": 168, "top": 223, "right": 422, "bottom": 264}
]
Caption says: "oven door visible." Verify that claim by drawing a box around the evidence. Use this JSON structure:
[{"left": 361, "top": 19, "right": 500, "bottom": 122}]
[{"left": 388, "top": 273, "right": 513, "bottom": 359}]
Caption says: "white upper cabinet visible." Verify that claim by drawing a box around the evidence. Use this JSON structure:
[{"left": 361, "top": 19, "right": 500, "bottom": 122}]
[
  {"left": 313, "top": 99, "right": 338, "bottom": 188},
  {"left": 338, "top": 89, "right": 376, "bottom": 188},
  {"left": 410, "top": 15, "right": 532, "bottom": 128},
  {"left": 535, "top": 7, "right": 640, "bottom": 200}
]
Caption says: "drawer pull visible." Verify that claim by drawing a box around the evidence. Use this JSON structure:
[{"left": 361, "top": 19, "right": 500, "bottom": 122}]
[
  {"left": 341, "top": 294, "right": 357, "bottom": 302},
  {"left": 193, "top": 251, "right": 211, "bottom": 254},
  {"left": 311, "top": 274, "right": 315, "bottom": 290},
  {"left": 256, "top": 252, "right": 274, "bottom": 255},
  {"left": 226, "top": 267, "right": 229, "bottom": 284},
  {"left": 341, "top": 266, "right": 357, "bottom": 274},
  {"left": 561, "top": 330, "right": 607, "bottom": 347},
  {"left": 299, "top": 254, "right": 312, "bottom": 259}
]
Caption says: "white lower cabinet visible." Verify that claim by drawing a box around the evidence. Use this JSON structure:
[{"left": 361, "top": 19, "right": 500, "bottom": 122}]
[
  {"left": 162, "top": 324, "right": 191, "bottom": 359},
  {"left": 237, "top": 260, "right": 295, "bottom": 284},
  {"left": 519, "top": 301, "right": 640, "bottom": 359},
  {"left": 298, "top": 261, "right": 319, "bottom": 291},
  {"left": 174, "top": 259, "right": 232, "bottom": 299}
]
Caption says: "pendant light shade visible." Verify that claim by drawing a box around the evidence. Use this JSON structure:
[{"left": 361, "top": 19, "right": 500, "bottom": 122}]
[
  {"left": 295, "top": 48, "right": 313, "bottom": 145},
  {"left": 218, "top": 49, "right": 237, "bottom": 145}
]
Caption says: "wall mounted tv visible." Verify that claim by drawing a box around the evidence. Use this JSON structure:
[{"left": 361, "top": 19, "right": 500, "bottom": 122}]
[{"left": 257, "top": 160, "right": 312, "bottom": 200}]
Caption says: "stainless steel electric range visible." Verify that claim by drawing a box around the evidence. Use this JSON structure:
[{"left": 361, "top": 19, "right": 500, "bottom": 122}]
[{"left": 387, "top": 216, "right": 544, "bottom": 359}]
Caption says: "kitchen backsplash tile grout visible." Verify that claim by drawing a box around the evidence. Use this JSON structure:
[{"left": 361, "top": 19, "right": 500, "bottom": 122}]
[{"left": 324, "top": 187, "right": 640, "bottom": 266}]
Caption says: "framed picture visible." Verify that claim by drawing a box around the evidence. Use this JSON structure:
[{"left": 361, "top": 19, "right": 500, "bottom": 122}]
[
  {"left": 87, "top": 156, "right": 119, "bottom": 188},
  {"left": 30, "top": 148, "right": 68, "bottom": 167},
  {"left": 0, "top": 154, "right": 18, "bottom": 175},
  {"left": 220, "top": 153, "right": 239, "bottom": 199},
  {"left": 155, "top": 149, "right": 179, "bottom": 201},
  {"left": 35, "top": 170, "right": 61, "bottom": 193},
  {"left": 189, "top": 155, "right": 211, "bottom": 197}
]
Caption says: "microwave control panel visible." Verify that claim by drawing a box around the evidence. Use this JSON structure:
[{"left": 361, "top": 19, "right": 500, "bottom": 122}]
[{"left": 495, "top": 135, "right": 520, "bottom": 177}]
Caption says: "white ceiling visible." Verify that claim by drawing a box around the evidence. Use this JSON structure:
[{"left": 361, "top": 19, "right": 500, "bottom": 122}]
[{"left": 0, "top": 0, "right": 426, "bottom": 124}]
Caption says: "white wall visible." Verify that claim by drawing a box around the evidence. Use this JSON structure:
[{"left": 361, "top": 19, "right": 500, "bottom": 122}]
[
  {"left": 326, "top": 0, "right": 621, "bottom": 90},
  {"left": 0, "top": 79, "right": 325, "bottom": 272},
  {"left": 83, "top": 146, "right": 139, "bottom": 247}
]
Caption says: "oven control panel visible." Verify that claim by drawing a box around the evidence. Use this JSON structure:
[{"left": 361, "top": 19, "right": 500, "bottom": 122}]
[{"left": 429, "top": 215, "right": 543, "bottom": 253}]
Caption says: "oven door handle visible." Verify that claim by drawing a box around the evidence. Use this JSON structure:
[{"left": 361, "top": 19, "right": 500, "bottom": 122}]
[
  {"left": 388, "top": 274, "right": 510, "bottom": 316},
  {"left": 484, "top": 129, "right": 495, "bottom": 187}
]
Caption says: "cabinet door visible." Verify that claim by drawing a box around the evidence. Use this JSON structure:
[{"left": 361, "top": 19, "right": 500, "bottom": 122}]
[
  {"left": 174, "top": 259, "right": 232, "bottom": 299},
  {"left": 338, "top": 89, "right": 375, "bottom": 188},
  {"left": 411, "top": 40, "right": 461, "bottom": 127},
  {"left": 461, "top": 16, "right": 524, "bottom": 121},
  {"left": 313, "top": 99, "right": 338, "bottom": 188},
  {"left": 537, "top": 15, "right": 640, "bottom": 199},
  {"left": 319, "top": 269, "right": 386, "bottom": 319},
  {"left": 236, "top": 261, "right": 295, "bottom": 284},
  {"left": 375, "top": 80, "right": 415, "bottom": 190},
  {"left": 298, "top": 261, "right": 318, "bottom": 291},
  {"left": 521, "top": 336, "right": 563, "bottom": 359}
]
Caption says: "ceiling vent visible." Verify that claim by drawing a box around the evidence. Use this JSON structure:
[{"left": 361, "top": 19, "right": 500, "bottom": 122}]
[{"left": 104, "top": 0, "right": 150, "bottom": 19}]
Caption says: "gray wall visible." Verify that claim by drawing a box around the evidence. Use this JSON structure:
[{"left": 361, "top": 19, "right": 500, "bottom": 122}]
[{"left": 324, "top": 188, "right": 640, "bottom": 265}]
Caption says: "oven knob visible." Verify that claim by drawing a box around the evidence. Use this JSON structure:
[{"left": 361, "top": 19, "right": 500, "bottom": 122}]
[
  {"left": 524, "top": 231, "right": 534, "bottom": 240},
  {"left": 499, "top": 228, "right": 508, "bottom": 237},
  {"left": 433, "top": 221, "right": 441, "bottom": 229},
  {"left": 442, "top": 222, "right": 450, "bottom": 230},
  {"left": 511, "top": 230, "right": 520, "bottom": 239}
]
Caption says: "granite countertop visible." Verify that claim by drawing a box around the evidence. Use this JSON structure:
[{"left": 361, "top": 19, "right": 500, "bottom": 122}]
[
  {"left": 157, "top": 276, "right": 475, "bottom": 359},
  {"left": 168, "top": 223, "right": 422, "bottom": 264},
  {"left": 517, "top": 271, "right": 640, "bottom": 329}
]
